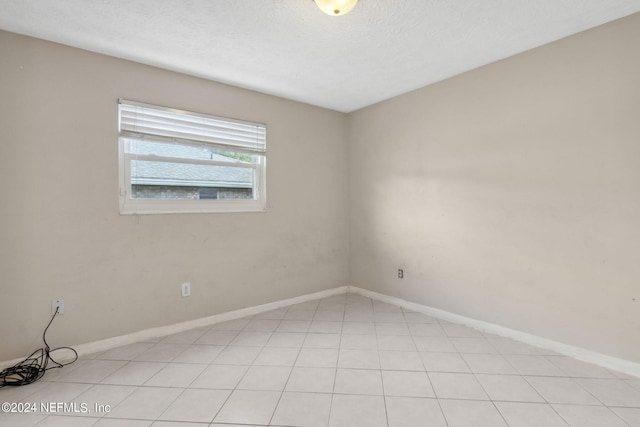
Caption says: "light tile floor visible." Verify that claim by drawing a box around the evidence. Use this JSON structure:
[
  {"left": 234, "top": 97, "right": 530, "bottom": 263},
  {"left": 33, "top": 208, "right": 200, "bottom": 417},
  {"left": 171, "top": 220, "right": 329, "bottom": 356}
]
[{"left": 1, "top": 293, "right": 639, "bottom": 426}]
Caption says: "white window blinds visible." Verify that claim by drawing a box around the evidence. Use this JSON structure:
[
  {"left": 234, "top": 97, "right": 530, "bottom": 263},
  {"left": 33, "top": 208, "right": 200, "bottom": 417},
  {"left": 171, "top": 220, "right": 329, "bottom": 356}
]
[{"left": 118, "top": 99, "right": 266, "bottom": 155}]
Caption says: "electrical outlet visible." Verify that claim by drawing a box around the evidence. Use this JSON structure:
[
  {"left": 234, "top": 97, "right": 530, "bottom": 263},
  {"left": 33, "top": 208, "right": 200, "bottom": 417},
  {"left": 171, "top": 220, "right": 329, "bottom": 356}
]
[
  {"left": 397, "top": 269, "right": 404, "bottom": 279},
  {"left": 52, "top": 298, "right": 65, "bottom": 315},
  {"left": 181, "top": 282, "right": 191, "bottom": 297}
]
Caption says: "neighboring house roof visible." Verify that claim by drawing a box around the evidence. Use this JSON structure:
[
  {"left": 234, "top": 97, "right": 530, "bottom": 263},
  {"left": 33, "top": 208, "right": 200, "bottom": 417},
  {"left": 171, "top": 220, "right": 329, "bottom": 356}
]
[{"left": 129, "top": 140, "right": 253, "bottom": 188}]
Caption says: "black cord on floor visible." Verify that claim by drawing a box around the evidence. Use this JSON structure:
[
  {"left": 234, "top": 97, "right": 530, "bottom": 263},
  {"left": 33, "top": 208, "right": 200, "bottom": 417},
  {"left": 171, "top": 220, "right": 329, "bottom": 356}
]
[{"left": 0, "top": 308, "right": 78, "bottom": 387}]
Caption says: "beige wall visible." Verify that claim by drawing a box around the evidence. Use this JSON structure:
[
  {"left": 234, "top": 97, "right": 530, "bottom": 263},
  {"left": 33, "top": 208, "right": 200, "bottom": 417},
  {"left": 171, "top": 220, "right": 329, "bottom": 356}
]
[
  {"left": 349, "top": 13, "right": 640, "bottom": 363},
  {"left": 0, "top": 31, "right": 349, "bottom": 361},
  {"left": 2, "top": 13, "right": 639, "bottom": 365}
]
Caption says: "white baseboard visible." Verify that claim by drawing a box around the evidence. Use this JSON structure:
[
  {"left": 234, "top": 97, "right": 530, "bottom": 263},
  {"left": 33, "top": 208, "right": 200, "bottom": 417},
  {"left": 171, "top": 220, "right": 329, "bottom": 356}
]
[
  {"left": 0, "top": 286, "right": 349, "bottom": 370},
  {"left": 4, "top": 284, "right": 638, "bottom": 379},
  {"left": 348, "top": 285, "right": 640, "bottom": 378}
]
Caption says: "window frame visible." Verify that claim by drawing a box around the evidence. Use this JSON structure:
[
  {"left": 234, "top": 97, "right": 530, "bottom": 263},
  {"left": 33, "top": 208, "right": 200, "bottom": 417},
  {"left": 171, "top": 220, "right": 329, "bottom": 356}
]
[{"left": 118, "top": 100, "right": 266, "bottom": 214}]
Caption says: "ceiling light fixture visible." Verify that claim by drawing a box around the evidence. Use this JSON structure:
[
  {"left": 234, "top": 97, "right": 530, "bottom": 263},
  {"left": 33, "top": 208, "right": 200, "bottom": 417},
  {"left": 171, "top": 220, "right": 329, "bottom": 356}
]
[{"left": 313, "top": 0, "right": 359, "bottom": 16}]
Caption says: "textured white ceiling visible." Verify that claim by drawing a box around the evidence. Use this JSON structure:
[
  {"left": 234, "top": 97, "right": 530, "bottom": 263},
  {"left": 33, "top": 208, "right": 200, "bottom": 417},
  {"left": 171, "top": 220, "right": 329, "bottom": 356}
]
[{"left": 1, "top": 0, "right": 638, "bottom": 112}]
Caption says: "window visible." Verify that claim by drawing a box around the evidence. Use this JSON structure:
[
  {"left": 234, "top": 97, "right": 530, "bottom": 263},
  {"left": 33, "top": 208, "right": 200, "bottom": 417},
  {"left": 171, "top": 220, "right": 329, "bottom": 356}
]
[{"left": 118, "top": 100, "right": 266, "bottom": 214}]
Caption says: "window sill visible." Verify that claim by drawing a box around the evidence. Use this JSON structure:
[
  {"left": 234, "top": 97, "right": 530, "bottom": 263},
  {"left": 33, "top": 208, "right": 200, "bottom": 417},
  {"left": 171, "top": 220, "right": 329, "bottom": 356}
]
[{"left": 119, "top": 199, "right": 266, "bottom": 215}]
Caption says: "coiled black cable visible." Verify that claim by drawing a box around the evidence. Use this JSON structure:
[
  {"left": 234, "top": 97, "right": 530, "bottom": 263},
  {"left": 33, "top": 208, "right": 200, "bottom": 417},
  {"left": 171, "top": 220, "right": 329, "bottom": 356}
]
[{"left": 0, "top": 307, "right": 78, "bottom": 387}]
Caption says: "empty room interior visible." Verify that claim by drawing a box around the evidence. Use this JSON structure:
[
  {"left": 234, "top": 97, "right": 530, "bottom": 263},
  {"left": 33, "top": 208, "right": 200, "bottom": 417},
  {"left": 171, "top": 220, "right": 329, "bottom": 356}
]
[{"left": 1, "top": 1, "right": 639, "bottom": 426}]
